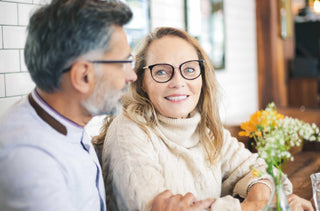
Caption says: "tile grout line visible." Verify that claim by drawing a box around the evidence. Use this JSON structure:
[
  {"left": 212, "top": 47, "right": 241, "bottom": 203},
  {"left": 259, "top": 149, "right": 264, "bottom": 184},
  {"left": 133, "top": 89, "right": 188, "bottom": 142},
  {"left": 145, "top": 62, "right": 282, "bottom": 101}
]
[
  {"left": 4, "top": 72, "right": 7, "bottom": 97},
  {"left": 1, "top": 26, "right": 3, "bottom": 49},
  {"left": 19, "top": 50, "right": 22, "bottom": 72},
  {"left": 16, "top": 2, "right": 19, "bottom": 26},
  {"left": 1, "top": 1, "right": 34, "bottom": 6}
]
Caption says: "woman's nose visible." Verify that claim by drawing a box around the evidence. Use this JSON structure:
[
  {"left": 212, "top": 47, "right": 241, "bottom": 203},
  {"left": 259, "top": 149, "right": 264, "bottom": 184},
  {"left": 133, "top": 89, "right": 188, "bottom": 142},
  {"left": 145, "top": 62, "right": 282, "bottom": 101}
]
[{"left": 168, "top": 68, "right": 185, "bottom": 88}]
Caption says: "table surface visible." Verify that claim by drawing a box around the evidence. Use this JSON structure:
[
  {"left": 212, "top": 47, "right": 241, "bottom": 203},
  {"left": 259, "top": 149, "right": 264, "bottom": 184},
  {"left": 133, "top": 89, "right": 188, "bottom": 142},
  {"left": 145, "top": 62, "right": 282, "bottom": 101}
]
[{"left": 284, "top": 151, "right": 320, "bottom": 200}]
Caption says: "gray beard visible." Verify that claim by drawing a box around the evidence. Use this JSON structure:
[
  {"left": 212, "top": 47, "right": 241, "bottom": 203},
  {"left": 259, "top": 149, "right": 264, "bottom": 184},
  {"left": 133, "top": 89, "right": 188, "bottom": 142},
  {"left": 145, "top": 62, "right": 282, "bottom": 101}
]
[{"left": 81, "top": 83, "right": 128, "bottom": 116}]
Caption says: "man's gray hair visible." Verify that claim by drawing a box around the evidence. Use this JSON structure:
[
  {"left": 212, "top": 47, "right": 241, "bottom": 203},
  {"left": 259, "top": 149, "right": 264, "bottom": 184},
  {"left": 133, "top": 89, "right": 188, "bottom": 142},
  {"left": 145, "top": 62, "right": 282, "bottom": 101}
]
[{"left": 24, "top": 0, "right": 132, "bottom": 92}]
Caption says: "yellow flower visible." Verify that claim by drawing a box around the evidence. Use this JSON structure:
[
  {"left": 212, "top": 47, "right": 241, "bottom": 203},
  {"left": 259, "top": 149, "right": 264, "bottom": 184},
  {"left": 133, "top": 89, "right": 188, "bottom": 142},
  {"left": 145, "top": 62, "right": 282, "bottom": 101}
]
[
  {"left": 239, "top": 111, "right": 264, "bottom": 137},
  {"left": 239, "top": 104, "right": 285, "bottom": 138},
  {"left": 252, "top": 168, "right": 262, "bottom": 178},
  {"left": 276, "top": 113, "right": 284, "bottom": 120}
]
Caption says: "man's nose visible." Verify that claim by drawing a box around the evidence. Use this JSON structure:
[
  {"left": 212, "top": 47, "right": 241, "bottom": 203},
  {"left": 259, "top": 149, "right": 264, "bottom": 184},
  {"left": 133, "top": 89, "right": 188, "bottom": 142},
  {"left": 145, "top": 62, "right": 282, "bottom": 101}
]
[{"left": 125, "top": 65, "right": 137, "bottom": 82}]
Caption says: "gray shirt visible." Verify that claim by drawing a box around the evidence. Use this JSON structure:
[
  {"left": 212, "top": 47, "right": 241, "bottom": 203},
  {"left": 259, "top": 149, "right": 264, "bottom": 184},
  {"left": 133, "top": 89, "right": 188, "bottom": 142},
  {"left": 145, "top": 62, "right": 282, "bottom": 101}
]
[{"left": 0, "top": 89, "right": 106, "bottom": 211}]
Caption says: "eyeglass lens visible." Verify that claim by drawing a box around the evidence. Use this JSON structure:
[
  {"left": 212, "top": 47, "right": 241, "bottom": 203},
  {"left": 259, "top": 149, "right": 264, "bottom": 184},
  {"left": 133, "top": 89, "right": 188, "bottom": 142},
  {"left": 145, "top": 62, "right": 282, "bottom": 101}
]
[{"left": 150, "top": 60, "right": 202, "bottom": 83}]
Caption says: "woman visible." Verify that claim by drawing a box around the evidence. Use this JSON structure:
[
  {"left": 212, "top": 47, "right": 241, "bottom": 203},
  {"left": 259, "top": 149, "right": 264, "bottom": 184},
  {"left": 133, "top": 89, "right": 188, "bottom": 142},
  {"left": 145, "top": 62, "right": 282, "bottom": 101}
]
[{"left": 95, "top": 27, "right": 313, "bottom": 211}]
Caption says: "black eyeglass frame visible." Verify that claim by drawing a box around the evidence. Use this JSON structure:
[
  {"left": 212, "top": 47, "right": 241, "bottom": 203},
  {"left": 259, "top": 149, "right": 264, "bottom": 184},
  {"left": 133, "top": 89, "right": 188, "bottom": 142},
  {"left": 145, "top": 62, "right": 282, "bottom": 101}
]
[
  {"left": 62, "top": 57, "right": 134, "bottom": 73},
  {"left": 143, "top": 59, "right": 205, "bottom": 83}
]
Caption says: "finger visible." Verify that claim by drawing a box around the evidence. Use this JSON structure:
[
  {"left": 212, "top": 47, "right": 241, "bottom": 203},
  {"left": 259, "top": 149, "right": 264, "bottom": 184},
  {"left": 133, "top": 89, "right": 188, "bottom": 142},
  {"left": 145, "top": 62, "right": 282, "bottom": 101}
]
[
  {"left": 182, "top": 192, "right": 197, "bottom": 205},
  {"left": 151, "top": 190, "right": 174, "bottom": 210},
  {"left": 162, "top": 193, "right": 186, "bottom": 211},
  {"left": 157, "top": 190, "right": 173, "bottom": 199},
  {"left": 152, "top": 190, "right": 173, "bottom": 207},
  {"left": 288, "top": 194, "right": 314, "bottom": 211},
  {"left": 191, "top": 198, "right": 215, "bottom": 210},
  {"left": 166, "top": 193, "right": 183, "bottom": 206},
  {"left": 300, "top": 199, "right": 314, "bottom": 211},
  {"left": 289, "top": 201, "right": 301, "bottom": 211},
  {"left": 173, "top": 194, "right": 183, "bottom": 200},
  {"left": 287, "top": 194, "right": 297, "bottom": 202}
]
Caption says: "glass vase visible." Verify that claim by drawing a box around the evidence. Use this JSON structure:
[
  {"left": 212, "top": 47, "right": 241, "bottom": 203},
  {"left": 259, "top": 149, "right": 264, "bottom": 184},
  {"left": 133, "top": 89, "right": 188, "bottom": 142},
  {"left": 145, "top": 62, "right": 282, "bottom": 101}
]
[{"left": 264, "top": 181, "right": 291, "bottom": 211}]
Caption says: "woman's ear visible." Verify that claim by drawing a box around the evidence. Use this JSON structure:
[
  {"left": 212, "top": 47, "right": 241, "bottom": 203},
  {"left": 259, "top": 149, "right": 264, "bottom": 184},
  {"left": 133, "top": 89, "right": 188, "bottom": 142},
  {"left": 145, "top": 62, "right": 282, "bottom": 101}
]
[{"left": 69, "top": 61, "right": 95, "bottom": 94}]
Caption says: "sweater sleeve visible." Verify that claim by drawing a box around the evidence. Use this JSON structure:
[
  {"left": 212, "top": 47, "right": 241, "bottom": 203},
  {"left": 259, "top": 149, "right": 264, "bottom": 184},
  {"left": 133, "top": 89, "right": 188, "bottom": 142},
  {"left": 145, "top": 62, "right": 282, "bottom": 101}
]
[
  {"left": 101, "top": 115, "right": 165, "bottom": 211},
  {"left": 220, "top": 129, "right": 292, "bottom": 199}
]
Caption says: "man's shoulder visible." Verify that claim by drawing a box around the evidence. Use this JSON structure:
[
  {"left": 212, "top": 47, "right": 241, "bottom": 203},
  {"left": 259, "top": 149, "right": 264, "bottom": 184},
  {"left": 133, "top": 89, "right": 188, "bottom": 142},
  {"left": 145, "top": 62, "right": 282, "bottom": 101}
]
[
  {"left": 0, "top": 96, "right": 32, "bottom": 123},
  {"left": 0, "top": 98, "right": 31, "bottom": 133},
  {"left": 0, "top": 99, "right": 57, "bottom": 150}
]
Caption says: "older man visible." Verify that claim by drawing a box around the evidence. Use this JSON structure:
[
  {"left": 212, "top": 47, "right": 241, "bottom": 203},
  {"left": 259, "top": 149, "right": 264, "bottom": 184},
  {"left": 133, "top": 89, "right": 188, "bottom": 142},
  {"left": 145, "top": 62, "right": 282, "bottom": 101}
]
[{"left": 0, "top": 0, "right": 214, "bottom": 210}]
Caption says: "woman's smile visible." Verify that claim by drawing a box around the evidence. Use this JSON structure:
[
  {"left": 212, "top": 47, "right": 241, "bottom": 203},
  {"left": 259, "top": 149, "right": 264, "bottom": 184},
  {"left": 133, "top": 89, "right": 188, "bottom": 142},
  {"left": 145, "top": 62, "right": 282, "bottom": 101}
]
[{"left": 164, "top": 94, "right": 189, "bottom": 102}]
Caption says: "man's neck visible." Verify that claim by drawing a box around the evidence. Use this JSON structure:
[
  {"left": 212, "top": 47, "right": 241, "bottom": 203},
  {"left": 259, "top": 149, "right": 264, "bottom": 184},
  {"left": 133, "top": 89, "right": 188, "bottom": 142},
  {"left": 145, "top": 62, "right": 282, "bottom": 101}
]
[{"left": 36, "top": 88, "right": 92, "bottom": 126}]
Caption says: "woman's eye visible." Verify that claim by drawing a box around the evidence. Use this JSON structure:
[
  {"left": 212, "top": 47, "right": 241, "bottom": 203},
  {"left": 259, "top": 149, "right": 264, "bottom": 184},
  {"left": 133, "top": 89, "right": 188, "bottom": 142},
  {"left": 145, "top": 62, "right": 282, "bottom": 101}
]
[
  {"left": 185, "top": 68, "right": 195, "bottom": 74},
  {"left": 155, "top": 70, "right": 167, "bottom": 76}
]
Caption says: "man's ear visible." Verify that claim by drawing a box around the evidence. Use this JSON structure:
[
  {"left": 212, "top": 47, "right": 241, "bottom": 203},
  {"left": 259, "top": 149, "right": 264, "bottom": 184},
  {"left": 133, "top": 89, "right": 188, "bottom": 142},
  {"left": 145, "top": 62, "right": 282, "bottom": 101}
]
[{"left": 69, "top": 61, "right": 95, "bottom": 94}]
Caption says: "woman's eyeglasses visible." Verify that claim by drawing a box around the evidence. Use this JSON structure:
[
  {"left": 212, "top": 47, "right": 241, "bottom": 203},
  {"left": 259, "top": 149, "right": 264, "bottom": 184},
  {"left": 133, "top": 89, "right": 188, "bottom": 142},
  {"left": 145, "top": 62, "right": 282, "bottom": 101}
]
[{"left": 143, "top": 60, "right": 204, "bottom": 83}]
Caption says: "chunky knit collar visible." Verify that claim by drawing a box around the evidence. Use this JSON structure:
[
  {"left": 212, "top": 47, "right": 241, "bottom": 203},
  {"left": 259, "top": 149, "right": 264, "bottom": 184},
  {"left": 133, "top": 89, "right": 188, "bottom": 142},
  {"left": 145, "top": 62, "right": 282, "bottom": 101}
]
[{"left": 156, "top": 111, "right": 201, "bottom": 148}]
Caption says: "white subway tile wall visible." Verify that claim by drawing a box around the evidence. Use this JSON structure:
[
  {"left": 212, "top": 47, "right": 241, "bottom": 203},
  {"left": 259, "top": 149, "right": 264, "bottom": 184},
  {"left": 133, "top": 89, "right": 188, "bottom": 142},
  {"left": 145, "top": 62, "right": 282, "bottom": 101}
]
[
  {"left": 33, "top": 0, "right": 52, "bottom": 5},
  {"left": 5, "top": 72, "right": 34, "bottom": 96},
  {"left": 0, "top": 2, "right": 18, "bottom": 25},
  {"left": 20, "top": 50, "right": 28, "bottom": 72},
  {"left": 0, "top": 50, "right": 20, "bottom": 73},
  {"left": 3, "top": 26, "right": 27, "bottom": 49},
  {"left": 6, "top": 0, "right": 33, "bottom": 4},
  {"left": 18, "top": 3, "right": 37, "bottom": 26},
  {"left": 0, "top": 74, "right": 5, "bottom": 97},
  {"left": 0, "top": 27, "right": 3, "bottom": 48},
  {"left": 0, "top": 0, "right": 259, "bottom": 127},
  {"left": 0, "top": 1, "right": 36, "bottom": 117}
]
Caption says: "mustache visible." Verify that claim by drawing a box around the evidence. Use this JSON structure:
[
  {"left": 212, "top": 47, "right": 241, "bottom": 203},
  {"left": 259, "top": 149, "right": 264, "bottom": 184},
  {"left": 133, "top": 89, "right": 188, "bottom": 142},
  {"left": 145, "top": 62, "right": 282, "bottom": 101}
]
[
  {"left": 118, "top": 83, "right": 130, "bottom": 97},
  {"left": 122, "top": 83, "right": 130, "bottom": 92}
]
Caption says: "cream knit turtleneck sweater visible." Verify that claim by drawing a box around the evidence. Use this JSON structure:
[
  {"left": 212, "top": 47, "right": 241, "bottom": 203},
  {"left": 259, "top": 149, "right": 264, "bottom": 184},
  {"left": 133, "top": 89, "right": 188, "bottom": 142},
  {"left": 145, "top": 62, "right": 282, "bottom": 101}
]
[{"left": 101, "top": 112, "right": 292, "bottom": 211}]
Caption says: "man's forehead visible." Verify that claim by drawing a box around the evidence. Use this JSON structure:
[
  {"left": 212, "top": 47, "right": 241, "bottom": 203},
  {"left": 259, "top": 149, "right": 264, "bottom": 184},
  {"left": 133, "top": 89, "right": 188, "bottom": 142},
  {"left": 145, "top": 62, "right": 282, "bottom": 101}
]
[{"left": 107, "top": 26, "right": 131, "bottom": 58}]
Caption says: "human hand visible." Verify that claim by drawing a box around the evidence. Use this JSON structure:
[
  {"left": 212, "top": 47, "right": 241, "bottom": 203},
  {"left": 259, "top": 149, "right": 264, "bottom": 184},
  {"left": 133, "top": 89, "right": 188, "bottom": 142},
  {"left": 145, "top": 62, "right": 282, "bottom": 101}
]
[
  {"left": 287, "top": 194, "right": 314, "bottom": 211},
  {"left": 241, "top": 193, "right": 315, "bottom": 211},
  {"left": 151, "top": 190, "right": 215, "bottom": 211},
  {"left": 240, "top": 199, "right": 269, "bottom": 211}
]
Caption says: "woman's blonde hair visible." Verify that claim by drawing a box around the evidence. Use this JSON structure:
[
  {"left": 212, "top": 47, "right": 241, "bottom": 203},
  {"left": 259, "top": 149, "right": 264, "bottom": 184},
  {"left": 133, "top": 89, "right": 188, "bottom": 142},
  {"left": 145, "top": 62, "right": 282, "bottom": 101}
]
[{"left": 93, "top": 27, "right": 224, "bottom": 164}]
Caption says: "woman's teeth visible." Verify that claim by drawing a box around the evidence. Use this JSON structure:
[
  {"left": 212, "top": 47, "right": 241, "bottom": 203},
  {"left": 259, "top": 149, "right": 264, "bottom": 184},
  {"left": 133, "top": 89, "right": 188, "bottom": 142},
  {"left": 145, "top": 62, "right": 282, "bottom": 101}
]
[{"left": 165, "top": 96, "right": 188, "bottom": 101}]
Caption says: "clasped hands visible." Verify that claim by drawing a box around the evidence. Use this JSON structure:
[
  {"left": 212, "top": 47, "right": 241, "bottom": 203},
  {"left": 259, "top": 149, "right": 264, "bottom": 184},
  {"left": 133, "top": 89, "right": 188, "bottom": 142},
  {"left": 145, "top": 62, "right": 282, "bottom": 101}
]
[
  {"left": 151, "top": 183, "right": 314, "bottom": 211},
  {"left": 151, "top": 190, "right": 215, "bottom": 211},
  {"left": 241, "top": 181, "right": 314, "bottom": 211}
]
